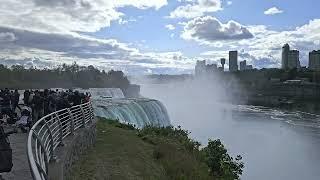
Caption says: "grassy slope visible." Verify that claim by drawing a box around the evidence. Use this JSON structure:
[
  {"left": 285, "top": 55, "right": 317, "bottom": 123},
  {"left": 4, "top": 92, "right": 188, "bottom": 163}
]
[{"left": 68, "top": 119, "right": 211, "bottom": 180}]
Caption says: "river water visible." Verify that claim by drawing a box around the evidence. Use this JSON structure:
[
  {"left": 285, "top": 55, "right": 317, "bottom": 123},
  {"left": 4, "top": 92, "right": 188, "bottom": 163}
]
[{"left": 140, "top": 83, "right": 320, "bottom": 180}]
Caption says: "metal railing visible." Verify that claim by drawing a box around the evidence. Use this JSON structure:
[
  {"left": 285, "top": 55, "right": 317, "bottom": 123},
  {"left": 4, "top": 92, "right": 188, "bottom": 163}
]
[{"left": 27, "top": 102, "right": 95, "bottom": 180}]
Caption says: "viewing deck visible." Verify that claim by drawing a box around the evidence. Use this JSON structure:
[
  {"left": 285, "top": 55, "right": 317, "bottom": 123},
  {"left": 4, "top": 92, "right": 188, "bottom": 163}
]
[
  {"left": 1, "top": 101, "right": 95, "bottom": 180},
  {"left": 1, "top": 126, "right": 33, "bottom": 180}
]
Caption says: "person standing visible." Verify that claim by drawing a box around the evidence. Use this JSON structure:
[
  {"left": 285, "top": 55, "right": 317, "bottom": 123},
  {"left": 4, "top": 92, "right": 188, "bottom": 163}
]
[
  {"left": 11, "top": 90, "right": 20, "bottom": 112},
  {"left": 43, "top": 89, "right": 50, "bottom": 116},
  {"left": 23, "top": 90, "right": 30, "bottom": 106},
  {"left": 0, "top": 89, "right": 14, "bottom": 122},
  {"left": 31, "top": 91, "right": 44, "bottom": 122}
]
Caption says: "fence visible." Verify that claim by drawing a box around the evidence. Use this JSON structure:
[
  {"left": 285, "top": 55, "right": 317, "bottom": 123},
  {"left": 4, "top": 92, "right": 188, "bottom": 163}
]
[{"left": 27, "top": 102, "right": 95, "bottom": 180}]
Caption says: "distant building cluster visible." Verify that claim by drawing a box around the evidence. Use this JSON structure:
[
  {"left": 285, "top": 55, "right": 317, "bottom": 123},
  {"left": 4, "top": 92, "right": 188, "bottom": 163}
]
[
  {"left": 195, "top": 60, "right": 218, "bottom": 76},
  {"left": 195, "top": 50, "right": 254, "bottom": 76},
  {"left": 195, "top": 43, "right": 320, "bottom": 76},
  {"left": 240, "top": 60, "right": 253, "bottom": 71},
  {"left": 281, "top": 44, "right": 300, "bottom": 70},
  {"left": 227, "top": 50, "right": 253, "bottom": 72},
  {"left": 281, "top": 43, "right": 320, "bottom": 71}
]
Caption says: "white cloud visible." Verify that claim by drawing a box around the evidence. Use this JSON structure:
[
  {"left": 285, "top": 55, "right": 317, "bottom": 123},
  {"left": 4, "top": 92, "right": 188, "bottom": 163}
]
[
  {"left": 181, "top": 16, "right": 253, "bottom": 43},
  {"left": 191, "top": 19, "right": 320, "bottom": 68},
  {"left": 165, "top": 24, "right": 175, "bottom": 30},
  {"left": 118, "top": 17, "right": 137, "bottom": 25},
  {"left": 264, "top": 7, "right": 283, "bottom": 15},
  {"left": 0, "top": 25, "right": 198, "bottom": 75},
  {"left": 0, "top": 0, "right": 168, "bottom": 34},
  {"left": 0, "top": 0, "right": 200, "bottom": 74},
  {"left": 227, "top": 1, "right": 232, "bottom": 5},
  {"left": 168, "top": 0, "right": 222, "bottom": 19}
]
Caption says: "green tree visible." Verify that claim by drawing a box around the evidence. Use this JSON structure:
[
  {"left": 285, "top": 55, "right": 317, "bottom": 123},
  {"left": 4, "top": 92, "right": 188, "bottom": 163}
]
[{"left": 202, "top": 139, "right": 244, "bottom": 180}]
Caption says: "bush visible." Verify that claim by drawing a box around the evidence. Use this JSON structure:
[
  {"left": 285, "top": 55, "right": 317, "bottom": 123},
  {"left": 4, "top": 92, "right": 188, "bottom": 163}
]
[
  {"left": 202, "top": 139, "right": 244, "bottom": 180},
  {"left": 138, "top": 125, "right": 201, "bottom": 152},
  {"left": 101, "top": 118, "right": 244, "bottom": 179}
]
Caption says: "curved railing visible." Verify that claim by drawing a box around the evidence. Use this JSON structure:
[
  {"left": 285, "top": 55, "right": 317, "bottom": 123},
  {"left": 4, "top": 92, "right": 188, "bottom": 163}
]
[{"left": 27, "top": 102, "right": 95, "bottom": 180}]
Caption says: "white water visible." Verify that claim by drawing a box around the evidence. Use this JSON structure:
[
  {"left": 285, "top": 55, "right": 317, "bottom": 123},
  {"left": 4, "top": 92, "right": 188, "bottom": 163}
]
[
  {"left": 88, "top": 88, "right": 171, "bottom": 128},
  {"left": 88, "top": 88, "right": 125, "bottom": 99},
  {"left": 140, "top": 82, "right": 320, "bottom": 180}
]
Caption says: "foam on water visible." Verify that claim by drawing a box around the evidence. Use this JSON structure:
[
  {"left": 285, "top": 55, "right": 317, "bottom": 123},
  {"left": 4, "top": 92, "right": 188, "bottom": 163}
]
[{"left": 237, "top": 105, "right": 320, "bottom": 129}]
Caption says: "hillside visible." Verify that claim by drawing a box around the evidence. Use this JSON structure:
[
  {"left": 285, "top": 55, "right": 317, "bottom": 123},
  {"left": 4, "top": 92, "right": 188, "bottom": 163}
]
[{"left": 68, "top": 118, "right": 243, "bottom": 180}]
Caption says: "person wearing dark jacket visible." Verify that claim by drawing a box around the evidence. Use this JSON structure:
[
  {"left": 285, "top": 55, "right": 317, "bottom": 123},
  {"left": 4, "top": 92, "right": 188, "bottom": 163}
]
[
  {"left": 43, "top": 89, "right": 50, "bottom": 116},
  {"left": 31, "top": 91, "right": 44, "bottom": 122},
  {"left": 23, "top": 90, "right": 30, "bottom": 105},
  {"left": 73, "top": 91, "right": 82, "bottom": 106},
  {"left": 0, "top": 90, "right": 14, "bottom": 122},
  {"left": 11, "top": 90, "right": 19, "bottom": 112},
  {"left": 56, "top": 93, "right": 71, "bottom": 111}
]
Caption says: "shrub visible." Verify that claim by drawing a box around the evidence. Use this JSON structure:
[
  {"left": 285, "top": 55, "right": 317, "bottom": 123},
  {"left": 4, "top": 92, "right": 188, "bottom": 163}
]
[{"left": 201, "top": 139, "right": 244, "bottom": 180}]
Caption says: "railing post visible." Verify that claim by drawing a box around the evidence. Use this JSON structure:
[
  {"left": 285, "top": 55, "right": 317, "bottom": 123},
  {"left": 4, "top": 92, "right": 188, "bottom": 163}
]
[
  {"left": 67, "top": 108, "right": 75, "bottom": 135},
  {"left": 28, "top": 102, "right": 95, "bottom": 180},
  {"left": 44, "top": 122, "right": 56, "bottom": 162},
  {"left": 79, "top": 104, "right": 86, "bottom": 127},
  {"left": 89, "top": 102, "right": 94, "bottom": 122},
  {"left": 55, "top": 113, "right": 64, "bottom": 146},
  {"left": 32, "top": 131, "right": 49, "bottom": 179}
]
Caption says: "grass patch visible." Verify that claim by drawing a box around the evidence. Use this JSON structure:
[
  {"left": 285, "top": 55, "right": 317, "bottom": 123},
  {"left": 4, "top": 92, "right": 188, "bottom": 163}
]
[{"left": 68, "top": 118, "right": 243, "bottom": 180}]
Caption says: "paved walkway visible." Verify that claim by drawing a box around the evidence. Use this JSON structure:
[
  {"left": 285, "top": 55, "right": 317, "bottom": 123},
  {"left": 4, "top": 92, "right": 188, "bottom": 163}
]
[{"left": 1, "top": 126, "right": 33, "bottom": 180}]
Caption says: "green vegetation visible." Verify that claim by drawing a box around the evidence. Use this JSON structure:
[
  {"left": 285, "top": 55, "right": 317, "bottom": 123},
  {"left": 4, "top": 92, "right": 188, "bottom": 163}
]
[
  {"left": 68, "top": 118, "right": 244, "bottom": 180},
  {"left": 0, "top": 63, "right": 129, "bottom": 90}
]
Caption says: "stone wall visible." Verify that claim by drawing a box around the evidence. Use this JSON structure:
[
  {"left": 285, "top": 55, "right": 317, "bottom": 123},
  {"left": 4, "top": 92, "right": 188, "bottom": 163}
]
[{"left": 48, "top": 119, "right": 97, "bottom": 180}]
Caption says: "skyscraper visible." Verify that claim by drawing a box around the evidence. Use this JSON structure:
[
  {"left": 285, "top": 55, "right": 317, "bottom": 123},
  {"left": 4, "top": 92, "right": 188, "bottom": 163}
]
[
  {"left": 309, "top": 50, "right": 320, "bottom": 71},
  {"left": 229, "top": 51, "right": 238, "bottom": 72},
  {"left": 195, "top": 60, "right": 206, "bottom": 76},
  {"left": 282, "top": 44, "right": 289, "bottom": 69},
  {"left": 240, "top": 60, "right": 247, "bottom": 71},
  {"left": 281, "top": 44, "right": 300, "bottom": 70},
  {"left": 288, "top": 50, "right": 300, "bottom": 69}
]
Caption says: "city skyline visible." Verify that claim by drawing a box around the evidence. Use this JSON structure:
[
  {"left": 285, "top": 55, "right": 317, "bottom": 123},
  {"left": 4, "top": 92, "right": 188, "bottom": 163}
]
[{"left": 0, "top": 0, "right": 320, "bottom": 74}]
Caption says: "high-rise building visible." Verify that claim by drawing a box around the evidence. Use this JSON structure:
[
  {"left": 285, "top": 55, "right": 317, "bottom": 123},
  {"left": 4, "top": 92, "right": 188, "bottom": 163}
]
[
  {"left": 282, "top": 44, "right": 289, "bottom": 69},
  {"left": 195, "top": 60, "right": 206, "bottom": 76},
  {"left": 239, "top": 60, "right": 253, "bottom": 71},
  {"left": 281, "top": 44, "right": 300, "bottom": 70},
  {"left": 206, "top": 64, "right": 217, "bottom": 74},
  {"left": 309, "top": 50, "right": 320, "bottom": 71},
  {"left": 288, "top": 50, "right": 300, "bottom": 69},
  {"left": 240, "top": 60, "right": 247, "bottom": 71},
  {"left": 229, "top": 51, "right": 238, "bottom": 72},
  {"left": 195, "top": 60, "right": 218, "bottom": 76}
]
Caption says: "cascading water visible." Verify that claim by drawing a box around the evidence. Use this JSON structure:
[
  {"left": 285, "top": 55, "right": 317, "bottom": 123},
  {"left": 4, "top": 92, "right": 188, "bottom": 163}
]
[
  {"left": 86, "top": 88, "right": 171, "bottom": 128},
  {"left": 89, "top": 88, "right": 125, "bottom": 99}
]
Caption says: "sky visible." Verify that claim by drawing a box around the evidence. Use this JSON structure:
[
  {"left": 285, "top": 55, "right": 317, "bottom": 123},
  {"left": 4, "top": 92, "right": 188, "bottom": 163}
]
[{"left": 0, "top": 0, "right": 320, "bottom": 74}]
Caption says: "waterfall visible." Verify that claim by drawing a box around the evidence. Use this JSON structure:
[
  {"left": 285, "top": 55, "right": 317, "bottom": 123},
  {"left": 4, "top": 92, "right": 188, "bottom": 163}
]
[
  {"left": 89, "top": 88, "right": 125, "bottom": 99},
  {"left": 92, "top": 98, "right": 171, "bottom": 128},
  {"left": 79, "top": 88, "right": 170, "bottom": 128}
]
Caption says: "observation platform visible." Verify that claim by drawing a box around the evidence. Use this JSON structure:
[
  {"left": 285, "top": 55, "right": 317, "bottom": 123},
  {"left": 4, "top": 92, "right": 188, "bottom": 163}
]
[
  {"left": 1, "top": 126, "right": 33, "bottom": 180},
  {"left": 1, "top": 101, "right": 95, "bottom": 180}
]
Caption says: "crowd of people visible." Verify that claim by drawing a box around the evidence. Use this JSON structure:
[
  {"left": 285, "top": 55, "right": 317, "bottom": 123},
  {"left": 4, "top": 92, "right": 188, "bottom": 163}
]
[{"left": 0, "top": 88, "right": 91, "bottom": 125}]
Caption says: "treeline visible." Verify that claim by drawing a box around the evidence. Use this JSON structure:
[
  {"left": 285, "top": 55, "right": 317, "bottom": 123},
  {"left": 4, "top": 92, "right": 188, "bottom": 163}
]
[{"left": 0, "top": 63, "right": 130, "bottom": 90}]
